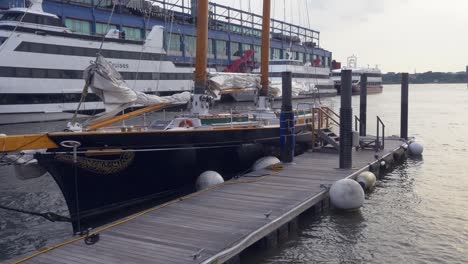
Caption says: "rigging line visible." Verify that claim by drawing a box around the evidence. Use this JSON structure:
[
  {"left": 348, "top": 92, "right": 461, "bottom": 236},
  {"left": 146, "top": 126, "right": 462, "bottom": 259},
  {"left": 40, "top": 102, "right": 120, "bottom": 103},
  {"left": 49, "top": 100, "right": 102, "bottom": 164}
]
[
  {"left": 132, "top": 5, "right": 154, "bottom": 90},
  {"left": 155, "top": 0, "right": 180, "bottom": 92},
  {"left": 0, "top": 2, "right": 33, "bottom": 53},
  {"left": 305, "top": 0, "right": 322, "bottom": 104},
  {"left": 71, "top": 2, "right": 117, "bottom": 125},
  {"left": 97, "top": 2, "right": 117, "bottom": 53}
]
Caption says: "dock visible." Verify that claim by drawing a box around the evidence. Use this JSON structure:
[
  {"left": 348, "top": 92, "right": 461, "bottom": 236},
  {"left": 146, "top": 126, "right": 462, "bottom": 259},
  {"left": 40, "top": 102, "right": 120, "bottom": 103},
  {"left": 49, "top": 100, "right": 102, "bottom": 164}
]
[{"left": 14, "top": 137, "right": 407, "bottom": 264}]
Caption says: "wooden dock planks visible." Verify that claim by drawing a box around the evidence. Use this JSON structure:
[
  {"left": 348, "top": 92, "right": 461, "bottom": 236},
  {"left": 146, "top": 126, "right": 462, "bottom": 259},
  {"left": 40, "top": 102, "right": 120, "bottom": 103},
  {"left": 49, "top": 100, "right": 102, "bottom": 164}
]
[{"left": 16, "top": 138, "right": 405, "bottom": 264}]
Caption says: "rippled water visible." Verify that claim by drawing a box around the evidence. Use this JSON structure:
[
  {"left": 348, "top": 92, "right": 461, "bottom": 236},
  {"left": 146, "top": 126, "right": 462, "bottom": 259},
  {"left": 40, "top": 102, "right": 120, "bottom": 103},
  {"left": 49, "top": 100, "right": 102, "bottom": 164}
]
[
  {"left": 245, "top": 84, "right": 468, "bottom": 264},
  {"left": 1, "top": 84, "right": 467, "bottom": 263}
]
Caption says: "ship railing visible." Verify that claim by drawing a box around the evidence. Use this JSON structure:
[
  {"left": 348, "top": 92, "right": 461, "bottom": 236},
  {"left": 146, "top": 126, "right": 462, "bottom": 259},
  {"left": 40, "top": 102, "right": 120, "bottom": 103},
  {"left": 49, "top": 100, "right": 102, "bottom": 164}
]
[{"left": 134, "top": 0, "right": 320, "bottom": 44}]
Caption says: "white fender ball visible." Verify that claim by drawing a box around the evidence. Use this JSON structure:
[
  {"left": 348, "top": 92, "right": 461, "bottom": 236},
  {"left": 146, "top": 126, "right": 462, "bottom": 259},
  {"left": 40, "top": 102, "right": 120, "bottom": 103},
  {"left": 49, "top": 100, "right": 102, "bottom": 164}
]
[
  {"left": 330, "top": 179, "right": 365, "bottom": 210},
  {"left": 195, "top": 171, "right": 224, "bottom": 191},
  {"left": 252, "top": 156, "right": 281, "bottom": 171},
  {"left": 356, "top": 171, "right": 377, "bottom": 190},
  {"left": 408, "top": 142, "right": 424, "bottom": 155}
]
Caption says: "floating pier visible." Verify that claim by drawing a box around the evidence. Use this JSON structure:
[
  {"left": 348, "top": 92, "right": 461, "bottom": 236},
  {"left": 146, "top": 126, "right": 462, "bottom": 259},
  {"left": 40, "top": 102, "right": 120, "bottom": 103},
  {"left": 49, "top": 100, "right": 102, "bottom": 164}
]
[
  {"left": 11, "top": 72, "right": 413, "bottom": 263},
  {"left": 13, "top": 138, "right": 407, "bottom": 264}
]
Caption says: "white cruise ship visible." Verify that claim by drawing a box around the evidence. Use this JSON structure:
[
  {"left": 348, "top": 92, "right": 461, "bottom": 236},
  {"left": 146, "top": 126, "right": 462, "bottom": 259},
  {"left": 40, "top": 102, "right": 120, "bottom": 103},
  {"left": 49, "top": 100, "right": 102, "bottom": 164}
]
[
  {"left": 331, "top": 56, "right": 383, "bottom": 95},
  {"left": 0, "top": 1, "right": 193, "bottom": 123}
]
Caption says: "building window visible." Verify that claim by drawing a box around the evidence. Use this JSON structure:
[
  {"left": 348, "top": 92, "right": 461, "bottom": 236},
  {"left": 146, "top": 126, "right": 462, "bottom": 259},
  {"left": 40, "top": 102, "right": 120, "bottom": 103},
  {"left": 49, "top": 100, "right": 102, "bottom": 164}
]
[
  {"left": 271, "top": 48, "right": 281, "bottom": 60},
  {"left": 95, "top": 22, "right": 117, "bottom": 36},
  {"left": 184, "top": 35, "right": 197, "bottom": 57},
  {"left": 65, "top": 18, "right": 91, "bottom": 35},
  {"left": 69, "top": 0, "right": 92, "bottom": 6},
  {"left": 230, "top": 42, "right": 241, "bottom": 58},
  {"left": 242, "top": 44, "right": 252, "bottom": 54},
  {"left": 254, "top": 45, "right": 261, "bottom": 61},
  {"left": 122, "top": 26, "right": 142, "bottom": 40},
  {"left": 167, "top": 33, "right": 181, "bottom": 54},
  {"left": 298, "top": 52, "right": 304, "bottom": 62},
  {"left": 96, "top": 0, "right": 113, "bottom": 8},
  {"left": 208, "top": 39, "right": 215, "bottom": 57},
  {"left": 215, "top": 40, "right": 227, "bottom": 59}
]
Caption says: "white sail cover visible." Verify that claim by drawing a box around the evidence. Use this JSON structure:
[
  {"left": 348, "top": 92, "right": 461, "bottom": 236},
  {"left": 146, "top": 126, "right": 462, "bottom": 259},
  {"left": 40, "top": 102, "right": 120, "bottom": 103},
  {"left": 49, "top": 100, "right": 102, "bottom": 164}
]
[
  {"left": 83, "top": 55, "right": 191, "bottom": 112},
  {"left": 207, "top": 72, "right": 280, "bottom": 98},
  {"left": 207, "top": 72, "right": 259, "bottom": 91}
]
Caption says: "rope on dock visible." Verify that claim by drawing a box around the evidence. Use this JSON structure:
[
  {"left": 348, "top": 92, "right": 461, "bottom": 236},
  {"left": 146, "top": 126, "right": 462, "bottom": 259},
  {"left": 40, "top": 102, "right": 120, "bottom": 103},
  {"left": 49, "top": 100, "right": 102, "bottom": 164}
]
[
  {"left": 0, "top": 205, "right": 70, "bottom": 223},
  {"left": 13, "top": 162, "right": 285, "bottom": 263}
]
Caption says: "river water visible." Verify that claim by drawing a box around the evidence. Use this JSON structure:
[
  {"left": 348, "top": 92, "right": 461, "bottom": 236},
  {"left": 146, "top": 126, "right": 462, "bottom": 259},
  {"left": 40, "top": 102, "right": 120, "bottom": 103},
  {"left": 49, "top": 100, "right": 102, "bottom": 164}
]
[{"left": 1, "top": 84, "right": 467, "bottom": 263}]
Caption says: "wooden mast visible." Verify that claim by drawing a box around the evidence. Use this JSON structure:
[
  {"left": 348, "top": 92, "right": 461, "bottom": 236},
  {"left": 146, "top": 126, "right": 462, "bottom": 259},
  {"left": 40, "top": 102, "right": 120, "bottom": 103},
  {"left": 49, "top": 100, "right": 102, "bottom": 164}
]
[
  {"left": 258, "top": 0, "right": 271, "bottom": 109},
  {"left": 194, "top": 0, "right": 208, "bottom": 94},
  {"left": 191, "top": 0, "right": 209, "bottom": 115}
]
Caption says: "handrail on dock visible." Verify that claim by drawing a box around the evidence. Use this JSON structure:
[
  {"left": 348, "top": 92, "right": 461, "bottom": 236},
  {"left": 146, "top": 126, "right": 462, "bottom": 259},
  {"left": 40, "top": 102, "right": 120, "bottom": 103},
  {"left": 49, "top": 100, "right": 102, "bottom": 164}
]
[
  {"left": 315, "top": 107, "right": 340, "bottom": 128},
  {"left": 354, "top": 115, "right": 360, "bottom": 132},
  {"left": 376, "top": 116, "right": 386, "bottom": 150},
  {"left": 295, "top": 103, "right": 341, "bottom": 147}
]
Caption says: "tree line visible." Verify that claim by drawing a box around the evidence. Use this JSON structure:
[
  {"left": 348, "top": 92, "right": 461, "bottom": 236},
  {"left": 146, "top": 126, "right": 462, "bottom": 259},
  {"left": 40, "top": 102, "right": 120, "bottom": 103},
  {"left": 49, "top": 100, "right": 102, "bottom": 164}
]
[{"left": 383, "top": 71, "right": 467, "bottom": 84}]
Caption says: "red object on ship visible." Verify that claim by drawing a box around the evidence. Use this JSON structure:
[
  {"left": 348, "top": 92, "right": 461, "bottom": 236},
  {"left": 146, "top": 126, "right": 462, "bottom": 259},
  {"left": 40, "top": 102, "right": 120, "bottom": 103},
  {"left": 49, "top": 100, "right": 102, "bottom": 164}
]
[
  {"left": 332, "top": 60, "right": 341, "bottom": 70},
  {"left": 224, "top": 50, "right": 256, "bottom": 73}
]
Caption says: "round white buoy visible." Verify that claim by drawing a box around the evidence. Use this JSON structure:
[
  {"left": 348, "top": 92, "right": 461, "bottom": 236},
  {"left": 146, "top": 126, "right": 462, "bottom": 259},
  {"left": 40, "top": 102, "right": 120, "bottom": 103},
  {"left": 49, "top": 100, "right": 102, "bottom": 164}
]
[
  {"left": 408, "top": 142, "right": 424, "bottom": 155},
  {"left": 356, "top": 171, "right": 377, "bottom": 190},
  {"left": 195, "top": 171, "right": 224, "bottom": 191},
  {"left": 252, "top": 156, "right": 280, "bottom": 171},
  {"left": 330, "top": 179, "right": 365, "bottom": 210}
]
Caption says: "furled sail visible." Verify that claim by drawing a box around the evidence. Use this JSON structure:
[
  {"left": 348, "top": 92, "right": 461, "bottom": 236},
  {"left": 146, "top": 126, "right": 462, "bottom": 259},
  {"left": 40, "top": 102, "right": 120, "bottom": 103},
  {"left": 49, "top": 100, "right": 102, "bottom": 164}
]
[
  {"left": 83, "top": 55, "right": 191, "bottom": 113},
  {"left": 207, "top": 72, "right": 280, "bottom": 98}
]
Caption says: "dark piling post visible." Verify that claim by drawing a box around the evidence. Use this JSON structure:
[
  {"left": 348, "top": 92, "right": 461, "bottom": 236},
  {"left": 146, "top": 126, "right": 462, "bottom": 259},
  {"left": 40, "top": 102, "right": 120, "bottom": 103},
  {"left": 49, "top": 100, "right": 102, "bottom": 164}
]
[
  {"left": 466, "top": 66, "right": 468, "bottom": 88},
  {"left": 400, "top": 73, "right": 409, "bottom": 140},
  {"left": 280, "top": 71, "right": 295, "bottom": 163},
  {"left": 359, "top": 74, "right": 367, "bottom": 136},
  {"left": 339, "top": 70, "right": 353, "bottom": 169}
]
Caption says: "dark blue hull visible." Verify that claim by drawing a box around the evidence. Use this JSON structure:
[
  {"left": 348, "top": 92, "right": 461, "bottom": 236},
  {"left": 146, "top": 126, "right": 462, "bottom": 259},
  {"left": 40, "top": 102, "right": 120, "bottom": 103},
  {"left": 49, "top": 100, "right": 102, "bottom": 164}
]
[{"left": 36, "top": 125, "right": 312, "bottom": 232}]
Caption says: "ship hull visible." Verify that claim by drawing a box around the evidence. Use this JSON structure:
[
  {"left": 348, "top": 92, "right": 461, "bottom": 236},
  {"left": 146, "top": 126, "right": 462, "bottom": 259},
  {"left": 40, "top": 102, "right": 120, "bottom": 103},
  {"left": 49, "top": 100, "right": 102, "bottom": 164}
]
[
  {"left": 351, "top": 84, "right": 383, "bottom": 95},
  {"left": 35, "top": 125, "right": 312, "bottom": 232},
  {"left": 335, "top": 84, "right": 383, "bottom": 95}
]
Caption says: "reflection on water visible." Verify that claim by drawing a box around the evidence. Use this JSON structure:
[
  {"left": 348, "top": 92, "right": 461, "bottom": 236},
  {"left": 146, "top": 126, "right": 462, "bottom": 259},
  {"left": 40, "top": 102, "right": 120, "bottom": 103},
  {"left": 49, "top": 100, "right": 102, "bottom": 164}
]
[{"left": 1, "top": 84, "right": 468, "bottom": 263}]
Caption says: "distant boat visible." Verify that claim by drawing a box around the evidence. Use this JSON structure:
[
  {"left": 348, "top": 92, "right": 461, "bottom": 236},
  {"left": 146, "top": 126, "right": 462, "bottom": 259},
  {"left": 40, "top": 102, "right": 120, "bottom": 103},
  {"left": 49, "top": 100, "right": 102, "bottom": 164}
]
[
  {"left": 331, "top": 55, "right": 383, "bottom": 95},
  {"left": 223, "top": 57, "right": 336, "bottom": 102}
]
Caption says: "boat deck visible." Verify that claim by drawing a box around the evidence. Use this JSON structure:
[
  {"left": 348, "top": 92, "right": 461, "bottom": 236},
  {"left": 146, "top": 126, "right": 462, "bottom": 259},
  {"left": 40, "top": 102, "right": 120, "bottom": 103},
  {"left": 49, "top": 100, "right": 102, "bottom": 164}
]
[{"left": 15, "top": 137, "right": 406, "bottom": 264}]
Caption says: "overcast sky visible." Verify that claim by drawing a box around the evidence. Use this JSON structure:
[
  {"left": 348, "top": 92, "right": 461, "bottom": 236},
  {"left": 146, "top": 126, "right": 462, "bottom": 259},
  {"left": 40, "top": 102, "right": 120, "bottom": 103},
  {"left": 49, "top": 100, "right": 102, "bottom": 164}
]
[{"left": 210, "top": 0, "right": 468, "bottom": 73}]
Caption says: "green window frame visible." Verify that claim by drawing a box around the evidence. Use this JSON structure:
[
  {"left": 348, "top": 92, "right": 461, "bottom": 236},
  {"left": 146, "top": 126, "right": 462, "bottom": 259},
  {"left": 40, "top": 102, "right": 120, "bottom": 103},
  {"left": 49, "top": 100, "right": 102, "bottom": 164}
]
[
  {"left": 184, "top": 35, "right": 197, "bottom": 57},
  {"left": 216, "top": 40, "right": 227, "bottom": 59},
  {"left": 122, "top": 26, "right": 142, "bottom": 40},
  {"left": 95, "top": 22, "right": 117, "bottom": 36},
  {"left": 65, "top": 18, "right": 91, "bottom": 35}
]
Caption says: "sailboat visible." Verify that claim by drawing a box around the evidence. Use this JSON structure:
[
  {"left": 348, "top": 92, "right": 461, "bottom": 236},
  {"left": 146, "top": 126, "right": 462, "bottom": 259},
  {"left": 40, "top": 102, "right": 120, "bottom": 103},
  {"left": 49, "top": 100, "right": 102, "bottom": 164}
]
[{"left": 0, "top": 0, "right": 316, "bottom": 233}]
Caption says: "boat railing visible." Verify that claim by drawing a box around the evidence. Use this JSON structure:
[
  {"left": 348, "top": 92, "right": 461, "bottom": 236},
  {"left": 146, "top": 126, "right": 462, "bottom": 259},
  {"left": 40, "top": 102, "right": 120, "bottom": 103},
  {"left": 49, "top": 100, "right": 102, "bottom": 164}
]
[{"left": 84, "top": 0, "right": 321, "bottom": 44}]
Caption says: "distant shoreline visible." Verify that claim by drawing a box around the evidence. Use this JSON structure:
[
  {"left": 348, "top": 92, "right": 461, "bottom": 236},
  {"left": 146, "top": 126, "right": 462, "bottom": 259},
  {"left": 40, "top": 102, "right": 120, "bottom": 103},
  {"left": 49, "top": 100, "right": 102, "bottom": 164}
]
[
  {"left": 383, "top": 72, "right": 467, "bottom": 85},
  {"left": 383, "top": 81, "right": 467, "bottom": 85}
]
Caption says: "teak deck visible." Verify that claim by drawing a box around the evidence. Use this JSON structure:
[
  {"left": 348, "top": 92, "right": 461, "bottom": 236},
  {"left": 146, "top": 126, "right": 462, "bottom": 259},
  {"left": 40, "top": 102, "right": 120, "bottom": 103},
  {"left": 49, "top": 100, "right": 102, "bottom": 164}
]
[{"left": 16, "top": 138, "right": 405, "bottom": 264}]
